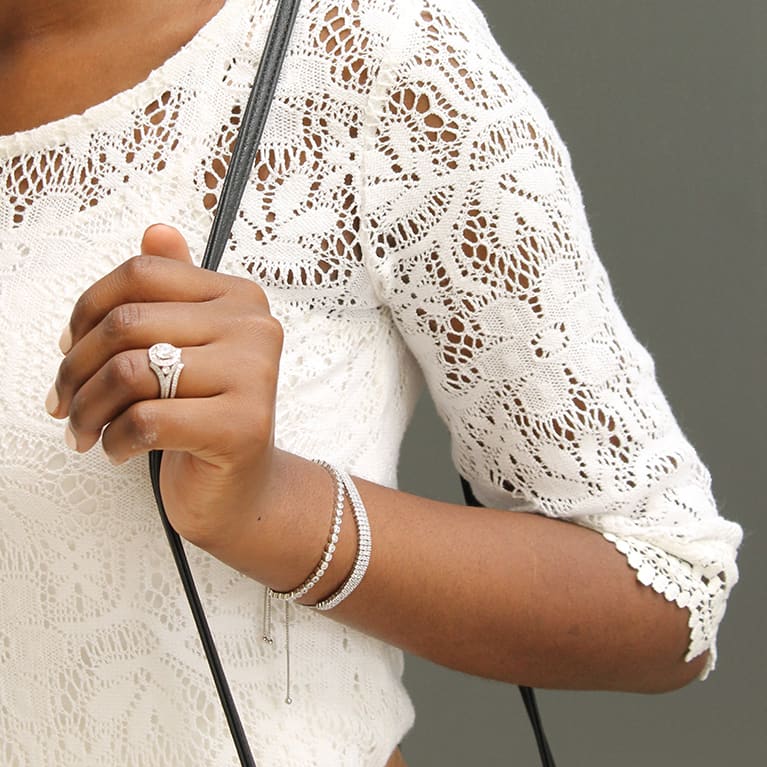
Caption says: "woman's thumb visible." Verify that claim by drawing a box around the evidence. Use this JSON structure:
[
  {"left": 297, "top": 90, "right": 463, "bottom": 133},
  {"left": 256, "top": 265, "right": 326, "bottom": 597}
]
[{"left": 140, "top": 223, "right": 192, "bottom": 263}]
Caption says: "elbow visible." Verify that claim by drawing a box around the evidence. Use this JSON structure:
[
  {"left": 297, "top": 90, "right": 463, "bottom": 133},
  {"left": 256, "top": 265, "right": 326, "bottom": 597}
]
[
  {"left": 630, "top": 597, "right": 712, "bottom": 693},
  {"left": 638, "top": 649, "right": 709, "bottom": 694},
  {"left": 609, "top": 562, "right": 714, "bottom": 694},
  {"left": 591, "top": 597, "right": 712, "bottom": 694}
]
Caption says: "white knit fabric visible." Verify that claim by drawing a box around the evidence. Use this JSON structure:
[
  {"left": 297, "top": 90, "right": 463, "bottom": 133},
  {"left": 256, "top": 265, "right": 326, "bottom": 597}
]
[{"left": 0, "top": 0, "right": 742, "bottom": 765}]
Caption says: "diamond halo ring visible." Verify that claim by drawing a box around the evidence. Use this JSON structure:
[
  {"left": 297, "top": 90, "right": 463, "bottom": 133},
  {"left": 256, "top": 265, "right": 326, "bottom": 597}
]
[{"left": 147, "top": 342, "right": 185, "bottom": 399}]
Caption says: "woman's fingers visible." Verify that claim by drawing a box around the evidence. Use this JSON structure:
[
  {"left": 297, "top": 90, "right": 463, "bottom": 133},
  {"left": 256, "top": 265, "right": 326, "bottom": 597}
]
[
  {"left": 61, "top": 255, "right": 269, "bottom": 353},
  {"left": 62, "top": 257, "right": 227, "bottom": 351},
  {"left": 101, "top": 397, "right": 216, "bottom": 465},
  {"left": 58, "top": 312, "right": 281, "bottom": 453},
  {"left": 63, "top": 346, "right": 224, "bottom": 452},
  {"left": 99, "top": 395, "right": 275, "bottom": 546},
  {"left": 51, "top": 301, "right": 223, "bottom": 418},
  {"left": 53, "top": 285, "right": 278, "bottom": 419},
  {"left": 61, "top": 223, "right": 196, "bottom": 353},
  {"left": 100, "top": 396, "right": 272, "bottom": 467}
]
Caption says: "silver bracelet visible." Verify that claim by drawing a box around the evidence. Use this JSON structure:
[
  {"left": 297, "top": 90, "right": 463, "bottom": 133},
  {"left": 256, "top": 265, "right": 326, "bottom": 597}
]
[
  {"left": 312, "top": 469, "right": 371, "bottom": 611},
  {"left": 266, "top": 459, "right": 345, "bottom": 603}
]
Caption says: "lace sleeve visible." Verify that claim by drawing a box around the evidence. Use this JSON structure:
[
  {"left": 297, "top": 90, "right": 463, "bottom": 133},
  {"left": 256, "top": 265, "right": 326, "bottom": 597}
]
[{"left": 359, "top": 0, "right": 742, "bottom": 676}]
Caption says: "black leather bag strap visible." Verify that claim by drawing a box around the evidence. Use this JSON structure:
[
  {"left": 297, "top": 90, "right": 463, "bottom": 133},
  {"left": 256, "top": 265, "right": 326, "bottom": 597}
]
[
  {"left": 200, "top": 0, "right": 301, "bottom": 272},
  {"left": 148, "top": 2, "right": 301, "bottom": 766},
  {"left": 460, "top": 478, "right": 558, "bottom": 767}
]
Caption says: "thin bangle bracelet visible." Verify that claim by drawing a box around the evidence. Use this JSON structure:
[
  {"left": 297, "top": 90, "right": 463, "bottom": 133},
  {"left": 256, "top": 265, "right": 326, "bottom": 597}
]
[
  {"left": 267, "top": 459, "right": 345, "bottom": 602},
  {"left": 312, "top": 469, "right": 371, "bottom": 611}
]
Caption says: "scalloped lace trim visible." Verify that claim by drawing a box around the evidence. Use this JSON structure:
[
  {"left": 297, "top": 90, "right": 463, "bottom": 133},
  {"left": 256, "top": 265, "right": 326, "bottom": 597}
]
[{"left": 603, "top": 532, "right": 730, "bottom": 678}]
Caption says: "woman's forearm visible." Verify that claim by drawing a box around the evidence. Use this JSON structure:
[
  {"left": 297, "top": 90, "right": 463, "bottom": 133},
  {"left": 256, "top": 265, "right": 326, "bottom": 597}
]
[{"left": 202, "top": 449, "right": 708, "bottom": 694}]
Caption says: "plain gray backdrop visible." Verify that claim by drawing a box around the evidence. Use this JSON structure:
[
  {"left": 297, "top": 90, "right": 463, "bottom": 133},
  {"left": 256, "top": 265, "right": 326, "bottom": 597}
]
[{"left": 399, "top": 1, "right": 764, "bottom": 765}]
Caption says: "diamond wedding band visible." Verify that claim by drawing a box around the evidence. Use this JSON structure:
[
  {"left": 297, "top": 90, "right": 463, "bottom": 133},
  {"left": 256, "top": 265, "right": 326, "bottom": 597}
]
[{"left": 148, "top": 342, "right": 184, "bottom": 399}]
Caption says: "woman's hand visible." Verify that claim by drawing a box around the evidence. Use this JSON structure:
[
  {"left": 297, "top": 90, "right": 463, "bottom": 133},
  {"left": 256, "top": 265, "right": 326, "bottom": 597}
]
[{"left": 46, "top": 224, "right": 284, "bottom": 556}]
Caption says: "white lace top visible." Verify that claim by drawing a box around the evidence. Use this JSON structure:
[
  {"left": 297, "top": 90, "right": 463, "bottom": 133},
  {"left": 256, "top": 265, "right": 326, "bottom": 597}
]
[{"left": 0, "top": 0, "right": 742, "bottom": 764}]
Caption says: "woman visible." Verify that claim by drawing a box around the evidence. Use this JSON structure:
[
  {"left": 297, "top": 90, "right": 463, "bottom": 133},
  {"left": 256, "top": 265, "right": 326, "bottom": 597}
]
[{"left": 0, "top": 0, "right": 741, "bottom": 765}]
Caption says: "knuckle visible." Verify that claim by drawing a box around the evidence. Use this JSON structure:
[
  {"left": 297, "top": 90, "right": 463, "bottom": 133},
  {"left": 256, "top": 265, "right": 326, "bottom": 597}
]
[
  {"left": 245, "top": 279, "right": 268, "bottom": 306},
  {"left": 107, "top": 352, "right": 141, "bottom": 390},
  {"left": 125, "top": 402, "right": 159, "bottom": 448},
  {"left": 67, "top": 394, "right": 87, "bottom": 432},
  {"left": 57, "top": 354, "right": 74, "bottom": 388},
  {"left": 236, "top": 395, "right": 274, "bottom": 440},
  {"left": 122, "top": 254, "right": 155, "bottom": 285},
  {"left": 242, "top": 311, "right": 283, "bottom": 348},
  {"left": 70, "top": 292, "right": 96, "bottom": 336},
  {"left": 219, "top": 397, "right": 271, "bottom": 449},
  {"left": 263, "top": 315, "right": 284, "bottom": 348},
  {"left": 232, "top": 277, "right": 271, "bottom": 312},
  {"left": 104, "top": 303, "right": 143, "bottom": 340}
]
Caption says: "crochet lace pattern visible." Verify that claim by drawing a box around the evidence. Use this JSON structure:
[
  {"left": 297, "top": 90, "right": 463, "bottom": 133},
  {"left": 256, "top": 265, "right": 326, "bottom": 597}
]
[{"left": 0, "top": 0, "right": 741, "bottom": 764}]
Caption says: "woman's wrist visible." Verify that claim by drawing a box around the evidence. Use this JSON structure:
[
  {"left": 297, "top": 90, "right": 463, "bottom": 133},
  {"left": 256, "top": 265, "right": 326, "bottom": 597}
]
[
  {"left": 204, "top": 448, "right": 360, "bottom": 603},
  {"left": 266, "top": 459, "right": 347, "bottom": 603}
]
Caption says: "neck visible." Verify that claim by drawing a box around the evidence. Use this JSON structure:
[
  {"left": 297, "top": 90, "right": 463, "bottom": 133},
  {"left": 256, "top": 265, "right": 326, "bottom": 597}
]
[
  {"left": 0, "top": 0, "right": 211, "bottom": 48},
  {"left": 0, "top": 0, "right": 224, "bottom": 136},
  {"left": 0, "top": 1, "right": 105, "bottom": 46}
]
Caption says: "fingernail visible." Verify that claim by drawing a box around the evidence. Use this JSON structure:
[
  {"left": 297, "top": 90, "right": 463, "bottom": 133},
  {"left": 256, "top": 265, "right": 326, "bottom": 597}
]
[
  {"left": 59, "top": 325, "right": 72, "bottom": 354},
  {"left": 64, "top": 423, "right": 78, "bottom": 451},
  {"left": 45, "top": 385, "right": 59, "bottom": 416}
]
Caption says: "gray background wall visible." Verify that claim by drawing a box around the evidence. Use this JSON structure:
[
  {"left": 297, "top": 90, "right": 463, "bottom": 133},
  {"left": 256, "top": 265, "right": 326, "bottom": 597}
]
[{"left": 399, "top": 1, "right": 764, "bottom": 764}]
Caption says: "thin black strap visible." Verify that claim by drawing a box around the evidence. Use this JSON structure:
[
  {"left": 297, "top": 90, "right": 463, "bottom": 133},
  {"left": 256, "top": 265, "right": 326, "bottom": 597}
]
[
  {"left": 460, "top": 477, "right": 558, "bottom": 767},
  {"left": 519, "top": 684, "right": 557, "bottom": 766},
  {"left": 202, "top": 0, "right": 301, "bottom": 273},
  {"left": 149, "top": 2, "right": 301, "bottom": 766}
]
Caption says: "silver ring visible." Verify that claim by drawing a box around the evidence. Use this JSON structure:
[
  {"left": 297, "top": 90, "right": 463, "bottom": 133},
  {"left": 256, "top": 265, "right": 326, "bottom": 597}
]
[{"left": 148, "top": 342, "right": 184, "bottom": 399}]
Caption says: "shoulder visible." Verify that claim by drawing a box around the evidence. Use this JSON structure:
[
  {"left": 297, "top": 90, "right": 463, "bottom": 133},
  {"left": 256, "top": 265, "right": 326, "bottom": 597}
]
[{"left": 289, "top": 0, "right": 498, "bottom": 64}]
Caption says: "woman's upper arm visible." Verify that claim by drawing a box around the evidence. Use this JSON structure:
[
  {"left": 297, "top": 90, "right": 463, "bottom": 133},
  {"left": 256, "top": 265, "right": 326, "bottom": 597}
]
[{"left": 358, "top": 0, "right": 742, "bottom": 675}]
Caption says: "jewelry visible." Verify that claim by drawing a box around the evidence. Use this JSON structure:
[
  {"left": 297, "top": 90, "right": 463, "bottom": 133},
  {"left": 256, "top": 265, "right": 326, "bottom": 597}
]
[
  {"left": 148, "top": 342, "right": 185, "bottom": 399},
  {"left": 261, "top": 459, "right": 348, "bottom": 705},
  {"left": 312, "top": 470, "right": 371, "bottom": 611},
  {"left": 261, "top": 463, "right": 372, "bottom": 703},
  {"left": 266, "top": 460, "right": 345, "bottom": 602}
]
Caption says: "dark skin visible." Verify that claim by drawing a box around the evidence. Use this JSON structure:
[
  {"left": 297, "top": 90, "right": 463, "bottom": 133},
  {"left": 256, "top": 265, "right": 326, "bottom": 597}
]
[
  {"left": 0, "top": 0, "right": 225, "bottom": 134},
  {"left": 3, "top": 2, "right": 709, "bottom": 764}
]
